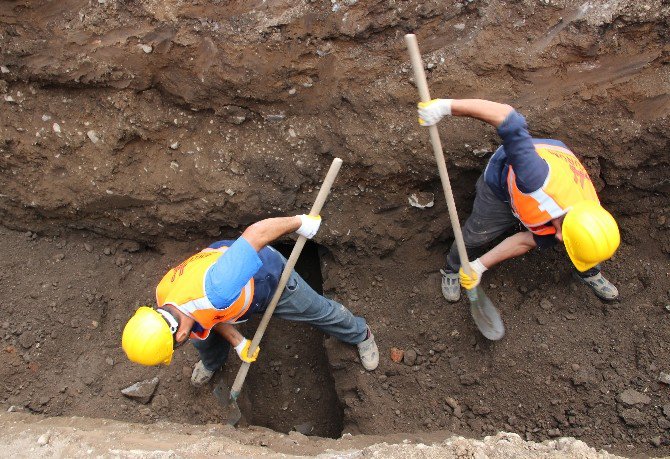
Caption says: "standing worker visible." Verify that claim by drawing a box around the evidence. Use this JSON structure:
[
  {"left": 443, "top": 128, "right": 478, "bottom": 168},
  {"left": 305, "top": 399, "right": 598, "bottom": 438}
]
[
  {"left": 122, "top": 214, "right": 379, "bottom": 385},
  {"left": 417, "top": 98, "right": 620, "bottom": 302}
]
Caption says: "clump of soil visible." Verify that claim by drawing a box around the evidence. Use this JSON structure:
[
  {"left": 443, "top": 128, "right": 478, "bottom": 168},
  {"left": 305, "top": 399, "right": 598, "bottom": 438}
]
[{"left": 0, "top": 0, "right": 669, "bottom": 457}]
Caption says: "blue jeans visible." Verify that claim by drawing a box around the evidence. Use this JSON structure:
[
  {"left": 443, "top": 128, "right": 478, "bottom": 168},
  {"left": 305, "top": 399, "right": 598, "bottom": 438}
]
[{"left": 193, "top": 267, "right": 368, "bottom": 372}]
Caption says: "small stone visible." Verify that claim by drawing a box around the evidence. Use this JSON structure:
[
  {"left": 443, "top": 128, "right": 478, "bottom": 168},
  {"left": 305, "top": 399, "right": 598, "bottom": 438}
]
[
  {"left": 151, "top": 394, "right": 169, "bottom": 411},
  {"left": 41, "top": 114, "right": 51, "bottom": 121},
  {"left": 18, "top": 331, "right": 36, "bottom": 349},
  {"left": 121, "top": 377, "right": 159, "bottom": 404},
  {"left": 103, "top": 247, "right": 112, "bottom": 256},
  {"left": 86, "top": 130, "right": 100, "bottom": 144},
  {"left": 170, "top": 142, "right": 179, "bottom": 150},
  {"left": 408, "top": 192, "right": 434, "bottom": 209},
  {"left": 540, "top": 299, "right": 553, "bottom": 310},
  {"left": 459, "top": 374, "right": 478, "bottom": 385},
  {"left": 292, "top": 422, "right": 314, "bottom": 436},
  {"left": 281, "top": 402, "right": 289, "bottom": 410},
  {"left": 617, "top": 389, "right": 651, "bottom": 406},
  {"left": 658, "top": 372, "right": 670, "bottom": 385},
  {"left": 105, "top": 357, "right": 114, "bottom": 366},
  {"left": 37, "top": 433, "right": 50, "bottom": 446},
  {"left": 403, "top": 349, "right": 417, "bottom": 366},
  {"left": 139, "top": 44, "right": 153, "bottom": 53},
  {"left": 390, "top": 347, "right": 404, "bottom": 363},
  {"left": 454, "top": 23, "right": 466, "bottom": 30},
  {"left": 54, "top": 253, "right": 65, "bottom": 261},
  {"left": 548, "top": 428, "right": 561, "bottom": 437},
  {"left": 288, "top": 88, "right": 296, "bottom": 95},
  {"left": 619, "top": 408, "right": 647, "bottom": 427},
  {"left": 651, "top": 436, "right": 662, "bottom": 447},
  {"left": 571, "top": 363, "right": 580, "bottom": 371},
  {"left": 52, "top": 123, "right": 61, "bottom": 133},
  {"left": 83, "top": 243, "right": 93, "bottom": 253},
  {"left": 0, "top": 66, "right": 9, "bottom": 74},
  {"left": 264, "top": 114, "right": 285, "bottom": 122}
]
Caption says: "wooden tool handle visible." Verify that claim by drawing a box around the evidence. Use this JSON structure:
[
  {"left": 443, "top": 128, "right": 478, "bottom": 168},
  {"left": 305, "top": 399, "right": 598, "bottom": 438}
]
[
  {"left": 230, "top": 158, "right": 343, "bottom": 398},
  {"left": 405, "top": 34, "right": 473, "bottom": 276}
]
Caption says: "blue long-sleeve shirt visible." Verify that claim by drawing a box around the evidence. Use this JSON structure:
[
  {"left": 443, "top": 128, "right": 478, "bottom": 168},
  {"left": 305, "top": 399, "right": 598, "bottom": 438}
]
[
  {"left": 484, "top": 110, "right": 567, "bottom": 202},
  {"left": 484, "top": 111, "right": 568, "bottom": 248}
]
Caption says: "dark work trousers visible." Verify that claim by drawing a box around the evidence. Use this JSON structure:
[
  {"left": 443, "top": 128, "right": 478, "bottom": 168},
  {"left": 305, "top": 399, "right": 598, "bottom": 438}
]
[{"left": 444, "top": 174, "right": 600, "bottom": 277}]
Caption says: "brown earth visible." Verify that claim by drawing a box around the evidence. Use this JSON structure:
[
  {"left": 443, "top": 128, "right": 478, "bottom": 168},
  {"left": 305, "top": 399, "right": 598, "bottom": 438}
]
[{"left": 1, "top": 0, "right": 669, "bottom": 457}]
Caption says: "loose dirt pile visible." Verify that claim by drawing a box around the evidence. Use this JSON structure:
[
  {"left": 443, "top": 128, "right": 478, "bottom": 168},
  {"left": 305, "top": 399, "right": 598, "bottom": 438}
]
[
  {"left": 0, "top": 0, "right": 669, "bottom": 457},
  {"left": 0, "top": 412, "right": 624, "bottom": 458}
]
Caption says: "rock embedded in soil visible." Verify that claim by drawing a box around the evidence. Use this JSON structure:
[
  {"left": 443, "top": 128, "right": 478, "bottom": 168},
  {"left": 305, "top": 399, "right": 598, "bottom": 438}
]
[
  {"left": 292, "top": 422, "right": 314, "bottom": 436},
  {"left": 617, "top": 389, "right": 651, "bottom": 406},
  {"left": 121, "top": 377, "right": 159, "bottom": 404},
  {"left": 403, "top": 349, "right": 417, "bottom": 366},
  {"left": 619, "top": 408, "right": 647, "bottom": 427}
]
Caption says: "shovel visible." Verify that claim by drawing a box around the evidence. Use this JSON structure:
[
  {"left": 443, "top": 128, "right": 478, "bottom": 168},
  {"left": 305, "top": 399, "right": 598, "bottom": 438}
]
[
  {"left": 404, "top": 34, "right": 504, "bottom": 341},
  {"left": 216, "top": 157, "right": 344, "bottom": 425}
]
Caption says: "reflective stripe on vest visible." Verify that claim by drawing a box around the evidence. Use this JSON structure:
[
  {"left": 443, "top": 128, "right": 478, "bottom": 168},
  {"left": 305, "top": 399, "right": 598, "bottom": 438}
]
[
  {"left": 507, "top": 144, "right": 599, "bottom": 235},
  {"left": 155, "top": 247, "right": 255, "bottom": 340}
]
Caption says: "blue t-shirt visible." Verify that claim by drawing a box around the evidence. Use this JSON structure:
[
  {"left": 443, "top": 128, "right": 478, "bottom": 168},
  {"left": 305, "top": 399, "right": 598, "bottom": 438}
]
[{"left": 188, "top": 238, "right": 284, "bottom": 333}]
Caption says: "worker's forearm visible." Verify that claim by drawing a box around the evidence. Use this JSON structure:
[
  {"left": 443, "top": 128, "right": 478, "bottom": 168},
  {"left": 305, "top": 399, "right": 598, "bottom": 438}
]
[
  {"left": 451, "top": 99, "right": 514, "bottom": 128},
  {"left": 479, "top": 231, "right": 536, "bottom": 269},
  {"left": 213, "top": 323, "right": 244, "bottom": 347},
  {"left": 241, "top": 216, "right": 301, "bottom": 251}
]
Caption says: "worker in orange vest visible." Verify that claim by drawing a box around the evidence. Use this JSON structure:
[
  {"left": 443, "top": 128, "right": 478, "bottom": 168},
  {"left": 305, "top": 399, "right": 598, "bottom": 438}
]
[
  {"left": 417, "top": 98, "right": 620, "bottom": 302},
  {"left": 122, "top": 215, "right": 378, "bottom": 385}
]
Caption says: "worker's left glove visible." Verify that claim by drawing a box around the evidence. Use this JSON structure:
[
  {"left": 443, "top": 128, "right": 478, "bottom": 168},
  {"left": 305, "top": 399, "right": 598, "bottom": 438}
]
[
  {"left": 417, "top": 98, "right": 453, "bottom": 126},
  {"left": 296, "top": 214, "right": 321, "bottom": 239},
  {"left": 459, "top": 258, "right": 488, "bottom": 290},
  {"left": 235, "top": 338, "right": 260, "bottom": 363}
]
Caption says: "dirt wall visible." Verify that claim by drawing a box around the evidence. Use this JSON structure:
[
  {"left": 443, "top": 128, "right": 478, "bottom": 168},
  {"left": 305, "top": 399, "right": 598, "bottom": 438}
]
[{"left": 1, "top": 0, "right": 669, "bottom": 457}]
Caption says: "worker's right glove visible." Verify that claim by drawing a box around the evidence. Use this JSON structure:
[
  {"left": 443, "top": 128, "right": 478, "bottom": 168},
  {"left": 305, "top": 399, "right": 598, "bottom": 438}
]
[
  {"left": 235, "top": 338, "right": 260, "bottom": 363},
  {"left": 296, "top": 214, "right": 321, "bottom": 239},
  {"left": 417, "top": 98, "right": 454, "bottom": 126},
  {"left": 459, "top": 258, "right": 488, "bottom": 290}
]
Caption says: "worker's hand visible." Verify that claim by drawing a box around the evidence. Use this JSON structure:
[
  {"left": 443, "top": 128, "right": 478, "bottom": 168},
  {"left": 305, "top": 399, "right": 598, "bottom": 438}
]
[
  {"left": 234, "top": 338, "right": 260, "bottom": 363},
  {"left": 458, "top": 258, "right": 488, "bottom": 290},
  {"left": 417, "top": 98, "right": 454, "bottom": 126},
  {"left": 296, "top": 214, "right": 321, "bottom": 239}
]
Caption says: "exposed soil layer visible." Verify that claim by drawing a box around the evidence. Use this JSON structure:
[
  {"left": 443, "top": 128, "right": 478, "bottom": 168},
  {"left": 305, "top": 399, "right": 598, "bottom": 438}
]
[
  {"left": 0, "top": 412, "right": 625, "bottom": 459},
  {"left": 1, "top": 0, "right": 669, "bottom": 457}
]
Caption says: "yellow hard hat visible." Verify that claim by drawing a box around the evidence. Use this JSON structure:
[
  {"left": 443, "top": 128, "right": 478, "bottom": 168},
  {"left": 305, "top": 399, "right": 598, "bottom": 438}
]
[
  {"left": 563, "top": 201, "right": 620, "bottom": 272},
  {"left": 122, "top": 306, "right": 175, "bottom": 366}
]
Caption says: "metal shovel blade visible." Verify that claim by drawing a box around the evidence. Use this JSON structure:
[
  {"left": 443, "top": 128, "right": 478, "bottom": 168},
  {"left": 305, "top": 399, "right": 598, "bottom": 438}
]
[
  {"left": 467, "top": 285, "right": 505, "bottom": 341},
  {"left": 213, "top": 377, "right": 242, "bottom": 426}
]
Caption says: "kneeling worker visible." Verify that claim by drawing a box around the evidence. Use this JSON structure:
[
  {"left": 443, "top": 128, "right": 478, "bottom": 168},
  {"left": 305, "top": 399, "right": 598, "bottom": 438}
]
[
  {"left": 417, "top": 98, "right": 620, "bottom": 301},
  {"left": 122, "top": 214, "right": 378, "bottom": 385}
]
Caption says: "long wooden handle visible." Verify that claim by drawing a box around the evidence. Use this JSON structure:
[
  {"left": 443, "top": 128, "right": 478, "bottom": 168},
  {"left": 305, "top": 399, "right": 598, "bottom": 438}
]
[
  {"left": 404, "top": 34, "right": 473, "bottom": 276},
  {"left": 230, "top": 157, "right": 343, "bottom": 398}
]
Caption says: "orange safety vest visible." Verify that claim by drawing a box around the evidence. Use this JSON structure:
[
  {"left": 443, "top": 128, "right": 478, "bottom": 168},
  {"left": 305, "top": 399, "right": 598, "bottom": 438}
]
[
  {"left": 155, "top": 247, "right": 254, "bottom": 340},
  {"left": 507, "top": 143, "right": 599, "bottom": 236}
]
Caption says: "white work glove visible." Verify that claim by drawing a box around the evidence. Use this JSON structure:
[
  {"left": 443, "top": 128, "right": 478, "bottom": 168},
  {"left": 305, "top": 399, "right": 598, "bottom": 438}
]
[
  {"left": 234, "top": 338, "right": 260, "bottom": 363},
  {"left": 459, "top": 258, "right": 488, "bottom": 290},
  {"left": 296, "top": 214, "right": 321, "bottom": 239},
  {"left": 417, "top": 98, "right": 454, "bottom": 126}
]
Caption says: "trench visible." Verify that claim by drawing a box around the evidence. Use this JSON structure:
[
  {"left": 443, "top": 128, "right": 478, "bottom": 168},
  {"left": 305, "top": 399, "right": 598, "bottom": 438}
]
[{"left": 226, "top": 241, "right": 344, "bottom": 438}]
